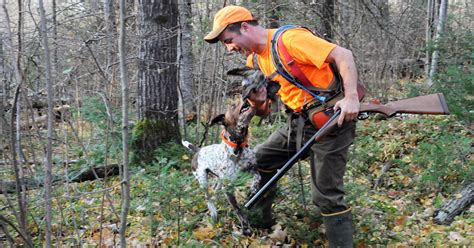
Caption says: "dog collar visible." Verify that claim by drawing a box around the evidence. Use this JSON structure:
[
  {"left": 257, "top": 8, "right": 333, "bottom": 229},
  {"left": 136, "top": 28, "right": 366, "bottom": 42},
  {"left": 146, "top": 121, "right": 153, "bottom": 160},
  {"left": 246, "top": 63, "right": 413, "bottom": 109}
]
[{"left": 220, "top": 130, "right": 248, "bottom": 148}]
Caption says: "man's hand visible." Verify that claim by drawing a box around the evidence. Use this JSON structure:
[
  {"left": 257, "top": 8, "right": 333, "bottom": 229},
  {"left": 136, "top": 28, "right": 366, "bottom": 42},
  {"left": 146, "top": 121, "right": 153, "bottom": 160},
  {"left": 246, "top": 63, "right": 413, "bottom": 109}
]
[
  {"left": 247, "top": 86, "right": 271, "bottom": 117},
  {"left": 333, "top": 94, "right": 360, "bottom": 126},
  {"left": 248, "top": 86, "right": 267, "bottom": 103}
]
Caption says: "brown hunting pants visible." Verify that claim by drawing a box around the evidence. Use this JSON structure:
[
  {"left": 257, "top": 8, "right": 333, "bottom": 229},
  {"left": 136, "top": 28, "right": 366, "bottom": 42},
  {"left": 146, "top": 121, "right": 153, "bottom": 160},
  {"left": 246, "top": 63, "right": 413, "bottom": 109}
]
[{"left": 255, "top": 114, "right": 356, "bottom": 214}]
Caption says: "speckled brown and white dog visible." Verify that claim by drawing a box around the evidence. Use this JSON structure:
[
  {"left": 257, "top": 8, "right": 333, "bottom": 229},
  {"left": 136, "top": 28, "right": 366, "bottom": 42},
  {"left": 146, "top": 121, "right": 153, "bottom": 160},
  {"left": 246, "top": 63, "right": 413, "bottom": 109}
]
[
  {"left": 182, "top": 100, "right": 259, "bottom": 235},
  {"left": 182, "top": 69, "right": 272, "bottom": 235}
]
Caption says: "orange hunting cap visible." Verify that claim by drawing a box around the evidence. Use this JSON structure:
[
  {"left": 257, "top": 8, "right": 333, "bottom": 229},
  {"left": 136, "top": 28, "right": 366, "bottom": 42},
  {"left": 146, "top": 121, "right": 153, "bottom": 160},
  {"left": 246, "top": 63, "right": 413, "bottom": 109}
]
[{"left": 204, "top": 5, "right": 255, "bottom": 43}]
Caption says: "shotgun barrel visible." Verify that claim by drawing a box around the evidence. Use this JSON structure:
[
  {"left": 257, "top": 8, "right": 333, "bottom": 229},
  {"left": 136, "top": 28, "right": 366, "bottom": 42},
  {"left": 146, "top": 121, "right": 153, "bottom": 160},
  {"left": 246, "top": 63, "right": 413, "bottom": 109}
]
[{"left": 245, "top": 110, "right": 341, "bottom": 209}]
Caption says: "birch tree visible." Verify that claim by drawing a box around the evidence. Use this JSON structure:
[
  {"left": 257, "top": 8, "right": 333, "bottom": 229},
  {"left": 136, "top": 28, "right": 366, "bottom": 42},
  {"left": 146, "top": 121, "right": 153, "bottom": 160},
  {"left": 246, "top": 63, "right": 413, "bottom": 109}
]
[
  {"left": 118, "top": 0, "right": 130, "bottom": 246},
  {"left": 425, "top": 0, "right": 436, "bottom": 76},
  {"left": 427, "top": 0, "right": 448, "bottom": 86}
]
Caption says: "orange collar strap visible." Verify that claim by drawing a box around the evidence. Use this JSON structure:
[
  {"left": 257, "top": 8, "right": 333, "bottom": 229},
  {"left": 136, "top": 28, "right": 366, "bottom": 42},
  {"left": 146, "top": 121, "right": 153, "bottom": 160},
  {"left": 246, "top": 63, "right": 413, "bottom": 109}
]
[{"left": 220, "top": 130, "right": 248, "bottom": 148}]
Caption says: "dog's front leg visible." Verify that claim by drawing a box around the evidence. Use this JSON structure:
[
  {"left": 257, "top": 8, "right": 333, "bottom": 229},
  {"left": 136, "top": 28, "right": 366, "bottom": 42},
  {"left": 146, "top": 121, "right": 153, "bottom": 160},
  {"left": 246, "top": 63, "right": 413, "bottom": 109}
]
[
  {"left": 196, "top": 169, "right": 218, "bottom": 223},
  {"left": 205, "top": 187, "right": 218, "bottom": 223},
  {"left": 249, "top": 169, "right": 262, "bottom": 196},
  {"left": 225, "top": 192, "right": 252, "bottom": 236}
]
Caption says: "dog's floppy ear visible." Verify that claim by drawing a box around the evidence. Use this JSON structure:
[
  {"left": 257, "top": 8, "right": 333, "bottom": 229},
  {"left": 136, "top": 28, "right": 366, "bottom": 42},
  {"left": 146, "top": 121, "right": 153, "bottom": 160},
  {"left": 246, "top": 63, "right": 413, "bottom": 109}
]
[
  {"left": 210, "top": 114, "right": 226, "bottom": 127},
  {"left": 227, "top": 68, "right": 254, "bottom": 77}
]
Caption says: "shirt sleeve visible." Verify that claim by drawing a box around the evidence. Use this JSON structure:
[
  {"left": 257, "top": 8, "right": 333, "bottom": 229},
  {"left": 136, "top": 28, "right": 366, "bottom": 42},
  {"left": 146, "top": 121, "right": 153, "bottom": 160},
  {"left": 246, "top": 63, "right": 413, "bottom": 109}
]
[{"left": 284, "top": 29, "right": 336, "bottom": 69}]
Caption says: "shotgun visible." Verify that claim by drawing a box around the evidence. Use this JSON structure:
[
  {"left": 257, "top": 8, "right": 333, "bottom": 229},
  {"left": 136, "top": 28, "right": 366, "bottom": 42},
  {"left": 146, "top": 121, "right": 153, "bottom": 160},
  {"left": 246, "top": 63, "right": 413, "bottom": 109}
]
[{"left": 245, "top": 93, "right": 450, "bottom": 209}]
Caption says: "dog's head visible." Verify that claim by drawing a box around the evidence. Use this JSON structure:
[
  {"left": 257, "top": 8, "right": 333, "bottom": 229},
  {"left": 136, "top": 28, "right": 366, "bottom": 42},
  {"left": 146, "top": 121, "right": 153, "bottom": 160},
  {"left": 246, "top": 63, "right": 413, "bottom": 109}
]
[
  {"left": 227, "top": 68, "right": 280, "bottom": 101},
  {"left": 210, "top": 100, "right": 256, "bottom": 150}
]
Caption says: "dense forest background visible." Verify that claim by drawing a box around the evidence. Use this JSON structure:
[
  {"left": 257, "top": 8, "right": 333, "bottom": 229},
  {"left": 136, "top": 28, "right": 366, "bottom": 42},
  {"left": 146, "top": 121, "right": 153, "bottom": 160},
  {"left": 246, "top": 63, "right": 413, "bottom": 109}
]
[{"left": 0, "top": 0, "right": 472, "bottom": 246}]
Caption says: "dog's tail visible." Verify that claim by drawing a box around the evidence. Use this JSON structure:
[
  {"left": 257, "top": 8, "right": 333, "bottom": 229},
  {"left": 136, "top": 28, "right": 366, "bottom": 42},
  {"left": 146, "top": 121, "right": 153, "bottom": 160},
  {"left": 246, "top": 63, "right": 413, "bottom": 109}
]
[{"left": 182, "top": 140, "right": 200, "bottom": 153}]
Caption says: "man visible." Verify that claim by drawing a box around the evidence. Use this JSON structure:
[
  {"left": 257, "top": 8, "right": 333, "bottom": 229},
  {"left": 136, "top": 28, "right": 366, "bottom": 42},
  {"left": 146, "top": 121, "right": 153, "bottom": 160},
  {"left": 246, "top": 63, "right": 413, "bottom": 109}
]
[{"left": 204, "top": 5, "right": 360, "bottom": 247}]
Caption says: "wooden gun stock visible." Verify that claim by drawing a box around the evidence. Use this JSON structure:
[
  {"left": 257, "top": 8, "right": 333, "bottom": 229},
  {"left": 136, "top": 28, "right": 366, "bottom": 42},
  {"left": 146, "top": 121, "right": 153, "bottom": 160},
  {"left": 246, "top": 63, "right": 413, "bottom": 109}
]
[{"left": 360, "top": 93, "right": 450, "bottom": 116}]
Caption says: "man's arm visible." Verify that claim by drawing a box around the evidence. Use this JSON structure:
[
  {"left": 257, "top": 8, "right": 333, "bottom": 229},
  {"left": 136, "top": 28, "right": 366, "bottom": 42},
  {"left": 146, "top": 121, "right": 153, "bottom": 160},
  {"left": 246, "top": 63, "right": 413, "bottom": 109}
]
[{"left": 326, "top": 46, "right": 360, "bottom": 126}]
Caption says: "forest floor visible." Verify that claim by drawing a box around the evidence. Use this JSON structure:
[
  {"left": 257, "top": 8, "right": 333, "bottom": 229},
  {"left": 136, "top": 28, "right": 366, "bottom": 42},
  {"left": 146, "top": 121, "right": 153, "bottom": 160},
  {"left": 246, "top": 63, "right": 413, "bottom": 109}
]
[
  {"left": 56, "top": 115, "right": 474, "bottom": 246},
  {"left": 1, "top": 106, "right": 472, "bottom": 247}
]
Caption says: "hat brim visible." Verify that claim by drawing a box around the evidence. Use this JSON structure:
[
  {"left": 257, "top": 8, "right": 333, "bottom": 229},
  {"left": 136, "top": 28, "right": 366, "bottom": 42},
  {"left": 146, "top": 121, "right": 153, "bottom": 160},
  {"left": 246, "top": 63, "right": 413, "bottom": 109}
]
[{"left": 204, "top": 25, "right": 227, "bottom": 43}]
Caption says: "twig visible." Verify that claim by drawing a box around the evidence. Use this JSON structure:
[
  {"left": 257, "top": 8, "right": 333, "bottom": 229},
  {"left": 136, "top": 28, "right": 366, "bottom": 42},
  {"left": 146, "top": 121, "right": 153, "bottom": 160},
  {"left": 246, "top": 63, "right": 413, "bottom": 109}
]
[
  {"left": 0, "top": 214, "right": 33, "bottom": 247},
  {"left": 373, "top": 161, "right": 392, "bottom": 190}
]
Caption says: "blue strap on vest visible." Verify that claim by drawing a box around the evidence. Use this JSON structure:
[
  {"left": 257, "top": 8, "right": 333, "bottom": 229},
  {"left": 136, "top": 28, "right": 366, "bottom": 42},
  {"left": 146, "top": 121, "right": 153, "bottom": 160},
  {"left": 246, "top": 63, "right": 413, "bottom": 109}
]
[{"left": 270, "top": 24, "right": 327, "bottom": 103}]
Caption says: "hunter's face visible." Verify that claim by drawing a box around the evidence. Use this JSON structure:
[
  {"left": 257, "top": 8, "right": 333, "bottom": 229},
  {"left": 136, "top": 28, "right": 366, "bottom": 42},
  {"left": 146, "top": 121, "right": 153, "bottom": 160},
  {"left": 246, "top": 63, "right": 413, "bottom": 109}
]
[{"left": 219, "top": 26, "right": 253, "bottom": 57}]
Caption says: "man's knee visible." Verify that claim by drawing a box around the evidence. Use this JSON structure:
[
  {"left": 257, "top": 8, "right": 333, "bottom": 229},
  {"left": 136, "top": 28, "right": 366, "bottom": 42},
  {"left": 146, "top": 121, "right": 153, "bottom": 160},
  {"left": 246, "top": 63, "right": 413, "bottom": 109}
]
[{"left": 312, "top": 191, "right": 348, "bottom": 214}]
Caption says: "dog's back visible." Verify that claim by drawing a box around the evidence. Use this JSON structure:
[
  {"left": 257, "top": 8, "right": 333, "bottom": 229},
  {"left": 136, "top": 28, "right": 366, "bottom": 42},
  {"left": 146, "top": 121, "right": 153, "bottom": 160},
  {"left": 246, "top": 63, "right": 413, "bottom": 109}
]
[{"left": 195, "top": 142, "right": 256, "bottom": 181}]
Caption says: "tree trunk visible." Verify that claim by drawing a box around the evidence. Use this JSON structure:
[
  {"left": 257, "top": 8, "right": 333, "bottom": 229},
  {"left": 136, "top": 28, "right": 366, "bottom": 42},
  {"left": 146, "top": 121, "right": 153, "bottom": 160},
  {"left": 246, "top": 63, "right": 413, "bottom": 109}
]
[
  {"left": 38, "top": 0, "right": 54, "bottom": 245},
  {"left": 427, "top": 0, "right": 447, "bottom": 86},
  {"left": 104, "top": 0, "right": 117, "bottom": 103},
  {"left": 1, "top": 2, "right": 32, "bottom": 246},
  {"left": 334, "top": 0, "right": 352, "bottom": 48},
  {"left": 135, "top": 0, "right": 180, "bottom": 162},
  {"left": 0, "top": 34, "right": 6, "bottom": 138},
  {"left": 118, "top": 0, "right": 130, "bottom": 245},
  {"left": 318, "top": 0, "right": 335, "bottom": 40},
  {"left": 52, "top": 0, "right": 58, "bottom": 72},
  {"left": 104, "top": 0, "right": 116, "bottom": 70},
  {"left": 177, "top": 0, "right": 196, "bottom": 127},
  {"left": 264, "top": 0, "right": 280, "bottom": 28},
  {"left": 425, "top": 0, "right": 435, "bottom": 76}
]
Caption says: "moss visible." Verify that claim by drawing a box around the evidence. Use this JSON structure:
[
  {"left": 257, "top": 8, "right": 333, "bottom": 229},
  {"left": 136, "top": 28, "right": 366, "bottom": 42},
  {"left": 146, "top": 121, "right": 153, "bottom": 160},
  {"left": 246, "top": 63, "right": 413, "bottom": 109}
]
[{"left": 131, "top": 118, "right": 180, "bottom": 164}]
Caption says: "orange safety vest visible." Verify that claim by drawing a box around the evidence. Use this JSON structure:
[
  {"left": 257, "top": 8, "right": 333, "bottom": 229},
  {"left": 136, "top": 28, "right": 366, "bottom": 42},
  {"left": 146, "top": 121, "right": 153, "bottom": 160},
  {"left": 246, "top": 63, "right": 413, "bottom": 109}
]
[{"left": 246, "top": 27, "right": 339, "bottom": 112}]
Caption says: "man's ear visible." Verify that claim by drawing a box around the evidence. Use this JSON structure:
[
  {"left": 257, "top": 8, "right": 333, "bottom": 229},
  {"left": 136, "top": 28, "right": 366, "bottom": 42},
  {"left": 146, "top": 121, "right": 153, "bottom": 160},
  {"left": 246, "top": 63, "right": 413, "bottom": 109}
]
[
  {"left": 241, "top": 22, "right": 249, "bottom": 31},
  {"left": 210, "top": 114, "right": 226, "bottom": 126}
]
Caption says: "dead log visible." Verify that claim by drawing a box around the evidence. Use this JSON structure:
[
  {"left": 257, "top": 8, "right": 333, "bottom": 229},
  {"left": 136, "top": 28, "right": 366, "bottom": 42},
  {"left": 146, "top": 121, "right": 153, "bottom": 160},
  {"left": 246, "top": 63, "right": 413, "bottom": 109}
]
[
  {"left": 0, "top": 164, "right": 119, "bottom": 194},
  {"left": 433, "top": 182, "right": 474, "bottom": 225},
  {"left": 21, "top": 105, "right": 70, "bottom": 129}
]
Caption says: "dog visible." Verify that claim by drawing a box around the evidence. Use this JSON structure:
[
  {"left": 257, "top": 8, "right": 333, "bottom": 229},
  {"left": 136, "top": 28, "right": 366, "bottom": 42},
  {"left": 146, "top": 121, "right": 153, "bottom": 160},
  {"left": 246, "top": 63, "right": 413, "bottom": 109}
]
[
  {"left": 182, "top": 68, "right": 278, "bottom": 235},
  {"left": 183, "top": 99, "right": 258, "bottom": 235}
]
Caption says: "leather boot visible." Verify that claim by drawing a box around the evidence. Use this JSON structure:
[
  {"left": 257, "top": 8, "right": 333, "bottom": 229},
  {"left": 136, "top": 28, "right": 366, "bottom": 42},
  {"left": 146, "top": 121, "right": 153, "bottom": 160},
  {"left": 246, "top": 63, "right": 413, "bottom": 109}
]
[
  {"left": 246, "top": 172, "right": 276, "bottom": 229},
  {"left": 322, "top": 210, "right": 354, "bottom": 248}
]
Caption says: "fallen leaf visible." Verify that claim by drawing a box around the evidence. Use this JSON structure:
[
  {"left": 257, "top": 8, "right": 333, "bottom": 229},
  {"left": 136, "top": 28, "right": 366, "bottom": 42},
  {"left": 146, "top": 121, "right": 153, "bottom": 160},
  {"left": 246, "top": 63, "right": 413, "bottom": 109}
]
[
  {"left": 269, "top": 224, "right": 287, "bottom": 242},
  {"left": 356, "top": 241, "right": 366, "bottom": 248},
  {"left": 395, "top": 243, "right": 409, "bottom": 248},
  {"left": 422, "top": 207, "right": 435, "bottom": 217},
  {"left": 448, "top": 231, "right": 468, "bottom": 244},
  {"left": 193, "top": 225, "right": 216, "bottom": 241},
  {"left": 388, "top": 190, "right": 399, "bottom": 198},
  {"left": 395, "top": 216, "right": 407, "bottom": 226}
]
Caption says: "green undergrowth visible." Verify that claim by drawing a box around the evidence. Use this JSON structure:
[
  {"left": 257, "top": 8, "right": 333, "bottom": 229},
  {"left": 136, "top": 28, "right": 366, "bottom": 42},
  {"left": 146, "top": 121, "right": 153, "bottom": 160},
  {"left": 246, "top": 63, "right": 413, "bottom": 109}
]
[
  {"left": 120, "top": 114, "right": 472, "bottom": 246},
  {"left": 3, "top": 112, "right": 472, "bottom": 247},
  {"left": 348, "top": 114, "right": 473, "bottom": 246}
]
